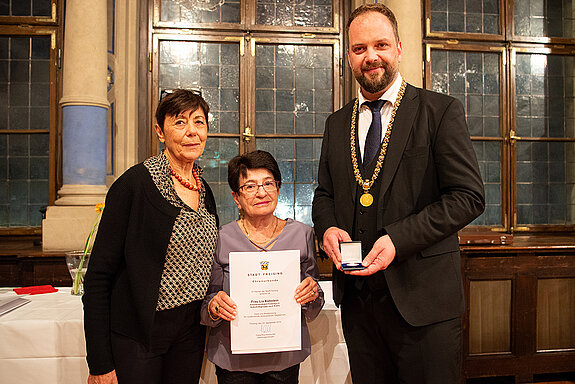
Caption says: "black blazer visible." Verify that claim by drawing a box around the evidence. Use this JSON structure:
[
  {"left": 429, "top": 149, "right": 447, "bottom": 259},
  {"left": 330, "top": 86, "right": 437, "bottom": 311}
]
[
  {"left": 312, "top": 84, "right": 485, "bottom": 326},
  {"left": 82, "top": 163, "right": 218, "bottom": 375}
]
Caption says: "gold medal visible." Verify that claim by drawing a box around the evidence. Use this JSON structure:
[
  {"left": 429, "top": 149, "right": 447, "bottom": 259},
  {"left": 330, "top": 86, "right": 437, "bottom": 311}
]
[
  {"left": 349, "top": 80, "right": 407, "bottom": 210},
  {"left": 360, "top": 193, "right": 373, "bottom": 207}
]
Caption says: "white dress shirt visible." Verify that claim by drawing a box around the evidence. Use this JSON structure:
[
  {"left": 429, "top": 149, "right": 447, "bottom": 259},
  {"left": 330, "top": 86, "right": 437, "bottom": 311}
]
[{"left": 357, "top": 73, "right": 404, "bottom": 163}]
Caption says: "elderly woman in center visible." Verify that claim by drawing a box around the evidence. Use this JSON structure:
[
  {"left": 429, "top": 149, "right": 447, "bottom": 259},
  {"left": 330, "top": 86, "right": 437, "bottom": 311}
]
[
  {"left": 201, "top": 150, "right": 325, "bottom": 384},
  {"left": 83, "top": 89, "right": 218, "bottom": 384}
]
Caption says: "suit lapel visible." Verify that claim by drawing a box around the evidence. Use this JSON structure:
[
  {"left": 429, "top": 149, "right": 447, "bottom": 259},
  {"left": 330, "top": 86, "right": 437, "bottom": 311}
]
[{"left": 379, "top": 85, "right": 419, "bottom": 199}]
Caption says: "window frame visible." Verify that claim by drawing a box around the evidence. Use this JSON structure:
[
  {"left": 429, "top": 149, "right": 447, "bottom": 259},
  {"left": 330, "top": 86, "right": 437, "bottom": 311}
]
[
  {"left": 424, "top": 0, "right": 506, "bottom": 41},
  {"left": 0, "top": 0, "right": 58, "bottom": 26},
  {"left": 506, "top": 0, "right": 575, "bottom": 44},
  {"left": 0, "top": 1, "right": 60, "bottom": 233},
  {"left": 424, "top": 0, "right": 575, "bottom": 233},
  {"left": 509, "top": 44, "right": 575, "bottom": 232},
  {"left": 152, "top": 0, "right": 339, "bottom": 34},
  {"left": 148, "top": 0, "right": 344, "bottom": 227},
  {"left": 424, "top": 42, "right": 510, "bottom": 231}
]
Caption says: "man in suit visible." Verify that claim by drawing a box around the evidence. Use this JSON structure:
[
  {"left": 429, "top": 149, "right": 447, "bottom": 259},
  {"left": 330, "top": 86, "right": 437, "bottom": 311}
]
[{"left": 312, "top": 4, "right": 485, "bottom": 383}]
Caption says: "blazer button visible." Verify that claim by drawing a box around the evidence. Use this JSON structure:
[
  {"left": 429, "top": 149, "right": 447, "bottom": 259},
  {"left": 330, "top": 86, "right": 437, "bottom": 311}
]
[{"left": 359, "top": 229, "right": 365, "bottom": 234}]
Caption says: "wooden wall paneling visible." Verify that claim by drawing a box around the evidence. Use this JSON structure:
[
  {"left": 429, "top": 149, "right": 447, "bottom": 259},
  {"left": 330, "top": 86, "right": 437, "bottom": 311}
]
[
  {"left": 0, "top": 255, "right": 20, "bottom": 286},
  {"left": 514, "top": 272, "right": 538, "bottom": 383},
  {"left": 18, "top": 255, "right": 71, "bottom": 287},
  {"left": 461, "top": 236, "right": 575, "bottom": 383},
  {"left": 537, "top": 278, "right": 575, "bottom": 351},
  {"left": 469, "top": 280, "right": 512, "bottom": 354}
]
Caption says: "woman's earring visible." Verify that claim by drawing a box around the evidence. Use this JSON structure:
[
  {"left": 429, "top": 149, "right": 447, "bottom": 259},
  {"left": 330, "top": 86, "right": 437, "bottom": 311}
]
[{"left": 238, "top": 208, "right": 244, "bottom": 220}]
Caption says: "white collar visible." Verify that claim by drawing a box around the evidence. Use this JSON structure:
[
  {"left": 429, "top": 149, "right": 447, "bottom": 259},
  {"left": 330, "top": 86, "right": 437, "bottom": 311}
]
[{"left": 357, "top": 73, "right": 403, "bottom": 107}]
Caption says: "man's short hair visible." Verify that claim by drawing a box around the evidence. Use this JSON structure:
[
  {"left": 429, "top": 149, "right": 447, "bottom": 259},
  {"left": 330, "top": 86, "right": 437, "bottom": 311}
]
[{"left": 346, "top": 3, "right": 400, "bottom": 44}]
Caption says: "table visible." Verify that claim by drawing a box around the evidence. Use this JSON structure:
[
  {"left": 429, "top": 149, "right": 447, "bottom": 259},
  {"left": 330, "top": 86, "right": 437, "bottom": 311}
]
[
  {"left": 0, "top": 283, "right": 351, "bottom": 384},
  {"left": 0, "top": 287, "right": 88, "bottom": 384}
]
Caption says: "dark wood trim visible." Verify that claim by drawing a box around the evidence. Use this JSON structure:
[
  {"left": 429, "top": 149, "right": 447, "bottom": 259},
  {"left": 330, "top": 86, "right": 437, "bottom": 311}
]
[
  {"left": 461, "top": 234, "right": 575, "bottom": 252},
  {"left": 464, "top": 353, "right": 575, "bottom": 380},
  {"left": 148, "top": 0, "right": 344, "bottom": 157},
  {"left": 0, "top": 237, "right": 70, "bottom": 287},
  {"left": 0, "top": 12, "right": 61, "bottom": 225},
  {"left": 137, "top": 0, "right": 151, "bottom": 163},
  {"left": 0, "top": 0, "right": 58, "bottom": 25},
  {"left": 152, "top": 0, "right": 339, "bottom": 35},
  {"left": 461, "top": 235, "right": 575, "bottom": 383},
  {"left": 422, "top": 0, "right": 506, "bottom": 41},
  {"left": 425, "top": 0, "right": 575, "bottom": 46},
  {"left": 0, "top": 228, "right": 42, "bottom": 236}
]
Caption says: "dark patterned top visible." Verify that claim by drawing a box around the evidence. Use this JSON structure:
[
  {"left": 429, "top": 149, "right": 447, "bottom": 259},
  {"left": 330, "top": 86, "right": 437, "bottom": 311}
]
[{"left": 144, "top": 153, "right": 218, "bottom": 311}]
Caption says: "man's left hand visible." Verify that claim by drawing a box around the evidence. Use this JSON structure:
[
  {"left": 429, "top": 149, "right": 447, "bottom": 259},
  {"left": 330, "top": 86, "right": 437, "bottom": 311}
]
[{"left": 349, "top": 234, "right": 396, "bottom": 276}]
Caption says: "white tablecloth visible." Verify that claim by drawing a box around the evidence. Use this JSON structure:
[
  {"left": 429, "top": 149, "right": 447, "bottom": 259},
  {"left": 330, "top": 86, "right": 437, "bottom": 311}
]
[{"left": 0, "top": 283, "right": 351, "bottom": 384}]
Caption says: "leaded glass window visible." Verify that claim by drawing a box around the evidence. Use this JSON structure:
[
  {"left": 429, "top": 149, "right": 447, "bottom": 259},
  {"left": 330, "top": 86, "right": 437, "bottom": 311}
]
[
  {"left": 256, "top": 0, "right": 333, "bottom": 27},
  {"left": 200, "top": 137, "right": 240, "bottom": 225},
  {"left": 252, "top": 42, "right": 334, "bottom": 226},
  {"left": 152, "top": 0, "right": 340, "bottom": 226},
  {"left": 0, "top": 0, "right": 52, "bottom": 17},
  {"left": 255, "top": 44, "right": 333, "bottom": 135},
  {"left": 257, "top": 138, "right": 322, "bottom": 226},
  {"left": 159, "top": 40, "right": 240, "bottom": 133},
  {"left": 429, "top": 47, "right": 503, "bottom": 226},
  {"left": 157, "top": 39, "right": 241, "bottom": 225},
  {"left": 426, "top": 0, "right": 575, "bottom": 231},
  {"left": 514, "top": 52, "right": 575, "bottom": 225},
  {"left": 514, "top": 0, "right": 575, "bottom": 39},
  {"left": 429, "top": 0, "right": 500, "bottom": 35},
  {"left": 0, "top": 35, "right": 51, "bottom": 227},
  {"left": 155, "top": 0, "right": 336, "bottom": 30},
  {"left": 159, "top": 0, "right": 241, "bottom": 24}
]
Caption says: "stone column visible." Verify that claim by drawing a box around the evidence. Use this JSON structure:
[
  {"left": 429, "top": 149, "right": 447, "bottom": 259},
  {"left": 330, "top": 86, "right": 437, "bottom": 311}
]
[
  {"left": 43, "top": 0, "right": 109, "bottom": 250},
  {"left": 385, "top": 0, "right": 423, "bottom": 87}
]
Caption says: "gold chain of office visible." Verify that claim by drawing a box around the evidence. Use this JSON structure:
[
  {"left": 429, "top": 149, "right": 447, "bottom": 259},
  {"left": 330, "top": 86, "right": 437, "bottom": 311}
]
[{"left": 350, "top": 79, "right": 407, "bottom": 207}]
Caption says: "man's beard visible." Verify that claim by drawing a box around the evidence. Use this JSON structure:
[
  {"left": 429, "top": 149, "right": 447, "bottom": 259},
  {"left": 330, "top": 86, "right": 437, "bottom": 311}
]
[{"left": 353, "top": 61, "right": 398, "bottom": 94}]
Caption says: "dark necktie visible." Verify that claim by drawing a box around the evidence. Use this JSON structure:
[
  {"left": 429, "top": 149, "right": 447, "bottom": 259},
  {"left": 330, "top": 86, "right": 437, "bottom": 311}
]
[{"left": 363, "top": 99, "right": 385, "bottom": 166}]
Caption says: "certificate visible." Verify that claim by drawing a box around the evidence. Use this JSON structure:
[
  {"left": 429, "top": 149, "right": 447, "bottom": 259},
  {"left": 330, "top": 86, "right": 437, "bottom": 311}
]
[{"left": 229, "top": 250, "right": 301, "bottom": 354}]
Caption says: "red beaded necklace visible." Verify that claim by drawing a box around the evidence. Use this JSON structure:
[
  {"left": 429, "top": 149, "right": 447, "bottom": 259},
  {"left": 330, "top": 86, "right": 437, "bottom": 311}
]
[{"left": 171, "top": 168, "right": 201, "bottom": 191}]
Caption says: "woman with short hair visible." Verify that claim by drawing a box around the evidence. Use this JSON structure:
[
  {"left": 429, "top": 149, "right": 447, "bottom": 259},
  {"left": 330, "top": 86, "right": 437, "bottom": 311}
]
[
  {"left": 83, "top": 89, "right": 218, "bottom": 384},
  {"left": 201, "top": 150, "right": 324, "bottom": 384}
]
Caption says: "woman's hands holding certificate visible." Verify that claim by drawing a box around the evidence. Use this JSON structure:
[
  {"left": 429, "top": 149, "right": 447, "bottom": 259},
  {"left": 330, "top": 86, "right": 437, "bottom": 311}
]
[
  {"left": 209, "top": 276, "right": 318, "bottom": 321},
  {"left": 209, "top": 291, "right": 238, "bottom": 321},
  {"left": 295, "top": 277, "right": 319, "bottom": 305}
]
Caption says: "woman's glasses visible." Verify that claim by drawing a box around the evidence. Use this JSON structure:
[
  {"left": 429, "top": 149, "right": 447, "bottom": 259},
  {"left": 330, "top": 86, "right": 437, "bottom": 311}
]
[{"left": 238, "top": 180, "right": 279, "bottom": 195}]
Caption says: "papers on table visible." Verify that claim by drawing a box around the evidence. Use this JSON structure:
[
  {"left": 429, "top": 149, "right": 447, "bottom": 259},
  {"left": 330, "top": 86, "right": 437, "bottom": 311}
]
[
  {"left": 0, "top": 296, "right": 30, "bottom": 317},
  {"left": 229, "top": 250, "right": 301, "bottom": 354}
]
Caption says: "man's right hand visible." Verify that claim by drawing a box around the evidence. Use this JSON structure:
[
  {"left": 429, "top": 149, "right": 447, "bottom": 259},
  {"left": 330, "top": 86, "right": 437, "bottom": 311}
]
[
  {"left": 322, "top": 227, "right": 352, "bottom": 270},
  {"left": 88, "top": 370, "right": 118, "bottom": 384}
]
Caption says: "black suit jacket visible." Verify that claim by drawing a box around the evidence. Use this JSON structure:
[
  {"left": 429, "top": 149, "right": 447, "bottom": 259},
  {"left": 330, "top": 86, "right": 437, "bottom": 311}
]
[
  {"left": 82, "top": 163, "right": 218, "bottom": 375},
  {"left": 312, "top": 84, "right": 485, "bottom": 327}
]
